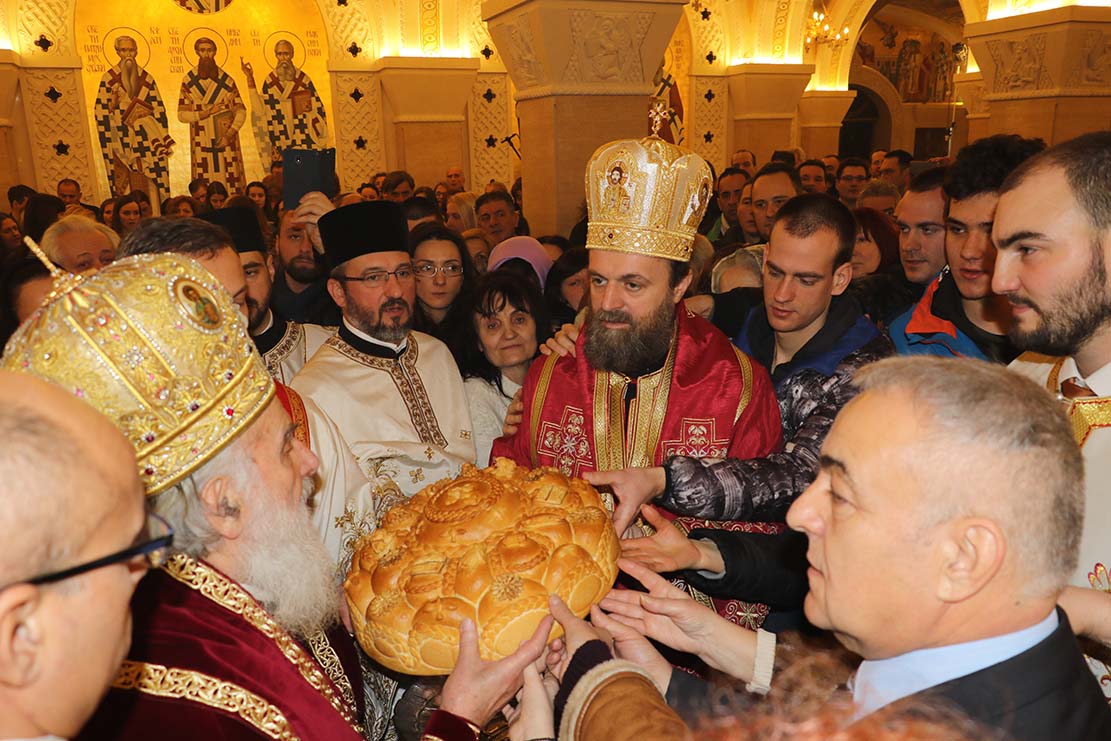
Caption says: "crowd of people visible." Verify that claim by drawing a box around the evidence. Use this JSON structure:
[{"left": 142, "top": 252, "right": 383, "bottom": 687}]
[{"left": 1, "top": 127, "right": 1111, "bottom": 741}]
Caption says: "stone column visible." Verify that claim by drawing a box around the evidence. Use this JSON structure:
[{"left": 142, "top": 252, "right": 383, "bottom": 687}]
[
  {"left": 483, "top": 0, "right": 686, "bottom": 237},
  {"left": 0, "top": 50, "right": 24, "bottom": 198},
  {"left": 953, "top": 70, "right": 990, "bottom": 143},
  {"left": 965, "top": 5, "right": 1111, "bottom": 144},
  {"left": 373, "top": 56, "right": 480, "bottom": 188},
  {"left": 797, "top": 90, "right": 856, "bottom": 161},
  {"left": 725, "top": 63, "right": 814, "bottom": 165}
]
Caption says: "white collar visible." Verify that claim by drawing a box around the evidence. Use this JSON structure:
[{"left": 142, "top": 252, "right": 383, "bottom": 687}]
[
  {"left": 342, "top": 318, "right": 408, "bottom": 354},
  {"left": 852, "top": 610, "right": 1058, "bottom": 720},
  {"left": 1057, "top": 356, "right": 1111, "bottom": 397}
]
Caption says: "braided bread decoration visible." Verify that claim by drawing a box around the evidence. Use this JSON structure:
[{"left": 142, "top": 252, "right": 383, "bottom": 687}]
[{"left": 344, "top": 458, "right": 620, "bottom": 675}]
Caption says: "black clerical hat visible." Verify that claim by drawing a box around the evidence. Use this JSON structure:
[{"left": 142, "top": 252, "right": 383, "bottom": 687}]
[
  {"left": 199, "top": 207, "right": 266, "bottom": 255},
  {"left": 317, "top": 200, "right": 409, "bottom": 271}
]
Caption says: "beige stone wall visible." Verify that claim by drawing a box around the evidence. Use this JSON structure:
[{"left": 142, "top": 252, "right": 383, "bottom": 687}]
[{"left": 0, "top": 0, "right": 1107, "bottom": 211}]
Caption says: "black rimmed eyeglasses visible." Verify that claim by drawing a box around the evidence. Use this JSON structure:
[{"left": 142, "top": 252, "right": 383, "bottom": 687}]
[
  {"left": 12, "top": 512, "right": 174, "bottom": 588},
  {"left": 333, "top": 266, "right": 415, "bottom": 285}
]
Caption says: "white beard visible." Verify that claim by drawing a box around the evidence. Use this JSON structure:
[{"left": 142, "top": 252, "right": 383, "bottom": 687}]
[{"left": 240, "top": 481, "right": 339, "bottom": 637}]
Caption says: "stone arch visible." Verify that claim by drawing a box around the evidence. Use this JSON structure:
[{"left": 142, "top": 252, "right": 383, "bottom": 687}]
[
  {"left": 849, "top": 63, "right": 908, "bottom": 147},
  {"left": 821, "top": 0, "right": 983, "bottom": 90}
]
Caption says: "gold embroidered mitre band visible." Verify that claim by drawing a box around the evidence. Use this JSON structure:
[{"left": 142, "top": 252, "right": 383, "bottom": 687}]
[
  {"left": 2, "top": 253, "right": 274, "bottom": 495},
  {"left": 585, "top": 135, "right": 713, "bottom": 262}
]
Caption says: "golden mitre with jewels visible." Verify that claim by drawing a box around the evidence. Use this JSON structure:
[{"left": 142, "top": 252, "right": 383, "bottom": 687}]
[
  {"left": 585, "top": 126, "right": 713, "bottom": 262},
  {"left": 2, "top": 253, "right": 274, "bottom": 495}
]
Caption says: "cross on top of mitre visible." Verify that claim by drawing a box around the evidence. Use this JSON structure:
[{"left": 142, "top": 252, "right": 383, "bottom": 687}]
[{"left": 649, "top": 99, "right": 673, "bottom": 136}]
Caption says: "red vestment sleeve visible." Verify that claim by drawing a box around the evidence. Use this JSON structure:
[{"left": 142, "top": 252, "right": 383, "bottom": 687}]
[{"left": 727, "top": 353, "right": 783, "bottom": 460}]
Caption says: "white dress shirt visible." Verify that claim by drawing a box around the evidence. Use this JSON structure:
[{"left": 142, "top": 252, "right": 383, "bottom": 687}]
[{"left": 852, "top": 610, "right": 1058, "bottom": 719}]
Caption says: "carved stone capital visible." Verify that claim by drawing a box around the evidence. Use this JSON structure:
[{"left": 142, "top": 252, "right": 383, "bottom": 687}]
[
  {"left": 967, "top": 5, "right": 1111, "bottom": 101},
  {"left": 954, "top": 70, "right": 990, "bottom": 117},
  {"left": 725, "top": 63, "right": 815, "bottom": 121},
  {"left": 482, "top": 0, "right": 686, "bottom": 100},
  {"left": 372, "top": 56, "right": 480, "bottom": 123},
  {"left": 797, "top": 90, "right": 857, "bottom": 128}
]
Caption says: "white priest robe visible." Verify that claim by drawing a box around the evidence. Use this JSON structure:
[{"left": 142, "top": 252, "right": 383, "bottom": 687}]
[
  {"left": 253, "top": 310, "right": 335, "bottom": 384},
  {"left": 1010, "top": 351, "right": 1111, "bottom": 698},
  {"left": 290, "top": 322, "right": 476, "bottom": 519}
]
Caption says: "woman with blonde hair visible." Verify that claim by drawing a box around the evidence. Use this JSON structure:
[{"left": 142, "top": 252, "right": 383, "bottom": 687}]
[
  {"left": 445, "top": 191, "right": 478, "bottom": 233},
  {"left": 460, "top": 227, "right": 491, "bottom": 273}
]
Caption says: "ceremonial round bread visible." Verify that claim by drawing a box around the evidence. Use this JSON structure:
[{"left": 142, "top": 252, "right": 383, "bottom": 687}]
[{"left": 344, "top": 458, "right": 620, "bottom": 675}]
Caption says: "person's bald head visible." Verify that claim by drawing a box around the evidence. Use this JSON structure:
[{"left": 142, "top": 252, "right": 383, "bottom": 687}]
[
  {"left": 0, "top": 371, "right": 146, "bottom": 737},
  {"left": 0, "top": 372, "right": 141, "bottom": 581}
]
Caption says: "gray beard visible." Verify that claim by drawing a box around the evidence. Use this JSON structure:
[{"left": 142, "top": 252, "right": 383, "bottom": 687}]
[
  {"left": 240, "top": 480, "right": 339, "bottom": 637},
  {"left": 346, "top": 294, "right": 412, "bottom": 345},
  {"left": 276, "top": 61, "right": 297, "bottom": 82},
  {"left": 120, "top": 58, "right": 140, "bottom": 98}
]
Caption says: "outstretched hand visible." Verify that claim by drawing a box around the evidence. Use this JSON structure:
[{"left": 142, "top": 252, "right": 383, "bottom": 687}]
[
  {"left": 583, "top": 467, "right": 666, "bottom": 534},
  {"left": 503, "top": 663, "right": 557, "bottom": 741},
  {"left": 598, "top": 558, "right": 720, "bottom": 659},
  {"left": 547, "top": 594, "right": 614, "bottom": 681},
  {"left": 440, "top": 615, "right": 555, "bottom": 728},
  {"left": 590, "top": 604, "right": 672, "bottom": 692},
  {"left": 620, "top": 505, "right": 702, "bottom": 573}
]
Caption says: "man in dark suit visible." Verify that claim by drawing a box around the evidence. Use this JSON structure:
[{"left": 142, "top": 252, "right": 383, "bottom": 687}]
[{"left": 788, "top": 355, "right": 1111, "bottom": 739}]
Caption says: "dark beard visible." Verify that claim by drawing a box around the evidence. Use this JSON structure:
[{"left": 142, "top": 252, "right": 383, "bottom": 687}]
[
  {"left": 198, "top": 57, "right": 219, "bottom": 81},
  {"left": 1008, "top": 240, "right": 1111, "bottom": 356},
  {"left": 347, "top": 295, "right": 412, "bottom": 344},
  {"left": 246, "top": 297, "right": 267, "bottom": 334},
  {"left": 583, "top": 299, "right": 676, "bottom": 377},
  {"left": 284, "top": 256, "right": 324, "bottom": 284}
]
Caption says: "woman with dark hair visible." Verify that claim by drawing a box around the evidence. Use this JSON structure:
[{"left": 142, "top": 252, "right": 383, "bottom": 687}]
[
  {"left": 544, "top": 247, "right": 588, "bottom": 329},
  {"left": 100, "top": 197, "right": 116, "bottom": 225},
  {"left": 537, "top": 234, "right": 569, "bottom": 261},
  {"left": 0, "top": 212, "right": 23, "bottom": 255},
  {"left": 165, "top": 195, "right": 199, "bottom": 218},
  {"left": 205, "top": 181, "right": 229, "bottom": 211},
  {"left": 408, "top": 221, "right": 477, "bottom": 340},
  {"left": 851, "top": 207, "right": 900, "bottom": 277},
  {"left": 21, "top": 194, "right": 65, "bottom": 244},
  {"left": 110, "top": 193, "right": 143, "bottom": 237},
  {"left": 132, "top": 189, "right": 152, "bottom": 218},
  {"left": 246, "top": 179, "right": 278, "bottom": 230},
  {"left": 455, "top": 271, "right": 552, "bottom": 465},
  {"left": 0, "top": 257, "right": 53, "bottom": 348}
]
